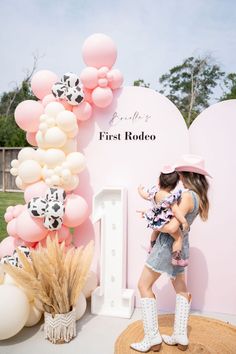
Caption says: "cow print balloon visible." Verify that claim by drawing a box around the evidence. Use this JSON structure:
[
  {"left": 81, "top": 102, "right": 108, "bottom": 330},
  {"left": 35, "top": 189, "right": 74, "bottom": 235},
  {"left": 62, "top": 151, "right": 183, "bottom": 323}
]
[
  {"left": 28, "top": 197, "right": 46, "bottom": 218},
  {"left": 44, "top": 215, "right": 63, "bottom": 230},
  {"left": 62, "top": 72, "right": 80, "bottom": 87},
  {"left": 52, "top": 82, "right": 67, "bottom": 99},
  {"left": 46, "top": 188, "right": 66, "bottom": 203},
  {"left": 0, "top": 255, "right": 18, "bottom": 267},
  {"left": 66, "top": 86, "right": 84, "bottom": 106}
]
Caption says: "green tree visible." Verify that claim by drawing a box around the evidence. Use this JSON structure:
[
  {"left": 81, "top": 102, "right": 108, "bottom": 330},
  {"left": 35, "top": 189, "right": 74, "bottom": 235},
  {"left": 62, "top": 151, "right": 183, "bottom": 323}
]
[
  {"left": 159, "top": 56, "right": 225, "bottom": 127},
  {"left": 220, "top": 73, "right": 236, "bottom": 100},
  {"left": 133, "top": 79, "right": 150, "bottom": 88}
]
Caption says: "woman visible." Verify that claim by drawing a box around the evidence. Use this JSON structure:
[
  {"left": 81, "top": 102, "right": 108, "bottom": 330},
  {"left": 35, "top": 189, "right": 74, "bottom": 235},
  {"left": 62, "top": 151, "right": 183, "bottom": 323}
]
[{"left": 130, "top": 155, "right": 210, "bottom": 352}]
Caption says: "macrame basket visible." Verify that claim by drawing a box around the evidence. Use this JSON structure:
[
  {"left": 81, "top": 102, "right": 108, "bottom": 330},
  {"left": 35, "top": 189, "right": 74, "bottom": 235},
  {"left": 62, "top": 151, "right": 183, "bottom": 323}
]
[{"left": 44, "top": 307, "right": 76, "bottom": 344}]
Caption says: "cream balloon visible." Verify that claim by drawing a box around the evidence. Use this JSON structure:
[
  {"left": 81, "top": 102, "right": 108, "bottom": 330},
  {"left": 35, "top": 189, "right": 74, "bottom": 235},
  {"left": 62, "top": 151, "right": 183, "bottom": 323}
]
[
  {"left": 44, "top": 127, "right": 67, "bottom": 148},
  {"left": 10, "top": 167, "right": 18, "bottom": 176},
  {"left": 66, "top": 152, "right": 86, "bottom": 174},
  {"left": 36, "top": 131, "right": 48, "bottom": 149},
  {"left": 56, "top": 111, "right": 77, "bottom": 132},
  {"left": 51, "top": 174, "right": 61, "bottom": 185},
  {"left": 25, "top": 303, "right": 42, "bottom": 327},
  {"left": 10, "top": 159, "right": 19, "bottom": 168},
  {"left": 44, "top": 149, "right": 65, "bottom": 168},
  {"left": 44, "top": 101, "right": 65, "bottom": 117},
  {"left": 15, "top": 176, "right": 28, "bottom": 190},
  {"left": 61, "top": 139, "right": 78, "bottom": 154},
  {"left": 82, "top": 271, "right": 98, "bottom": 298},
  {"left": 18, "top": 147, "right": 36, "bottom": 162},
  {"left": 3, "top": 273, "right": 17, "bottom": 286},
  {"left": 75, "top": 292, "right": 87, "bottom": 320},
  {"left": 66, "top": 125, "right": 79, "bottom": 139},
  {"left": 62, "top": 175, "right": 79, "bottom": 191},
  {"left": 0, "top": 285, "right": 30, "bottom": 340},
  {"left": 18, "top": 160, "right": 42, "bottom": 184},
  {"left": 35, "top": 148, "right": 46, "bottom": 166}
]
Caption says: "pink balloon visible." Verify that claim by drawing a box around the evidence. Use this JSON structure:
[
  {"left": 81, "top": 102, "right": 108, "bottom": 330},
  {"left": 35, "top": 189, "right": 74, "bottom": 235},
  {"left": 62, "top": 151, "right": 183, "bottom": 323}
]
[
  {"left": 82, "top": 33, "right": 117, "bottom": 69},
  {"left": 80, "top": 67, "right": 98, "bottom": 89},
  {"left": 0, "top": 236, "right": 21, "bottom": 258},
  {"left": 31, "top": 70, "right": 59, "bottom": 100},
  {"left": 48, "top": 226, "right": 71, "bottom": 243},
  {"left": 65, "top": 233, "right": 73, "bottom": 246},
  {"left": 26, "top": 132, "right": 37, "bottom": 146},
  {"left": 12, "top": 205, "right": 25, "bottom": 218},
  {"left": 42, "top": 94, "right": 56, "bottom": 107},
  {"left": 16, "top": 210, "right": 48, "bottom": 242},
  {"left": 108, "top": 69, "right": 124, "bottom": 89},
  {"left": 63, "top": 194, "right": 88, "bottom": 227},
  {"left": 6, "top": 206, "right": 14, "bottom": 213},
  {"left": 24, "top": 181, "right": 48, "bottom": 203},
  {"left": 98, "top": 78, "right": 108, "bottom": 88},
  {"left": 92, "top": 87, "right": 113, "bottom": 108},
  {"left": 83, "top": 88, "right": 93, "bottom": 104},
  {"left": 73, "top": 101, "right": 93, "bottom": 121},
  {"left": 58, "top": 99, "right": 73, "bottom": 111},
  {"left": 7, "top": 219, "right": 19, "bottom": 238},
  {"left": 4, "top": 212, "right": 13, "bottom": 223},
  {"left": 14, "top": 100, "right": 44, "bottom": 132}
]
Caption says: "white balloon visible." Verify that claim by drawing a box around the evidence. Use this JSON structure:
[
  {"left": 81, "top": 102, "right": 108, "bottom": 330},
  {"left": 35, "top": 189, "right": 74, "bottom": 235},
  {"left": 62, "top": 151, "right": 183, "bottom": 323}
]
[
  {"left": 15, "top": 176, "right": 27, "bottom": 190},
  {"left": 10, "top": 159, "right": 19, "bottom": 168},
  {"left": 44, "top": 102, "right": 65, "bottom": 117},
  {"left": 3, "top": 273, "right": 16, "bottom": 286},
  {"left": 51, "top": 174, "right": 61, "bottom": 185},
  {"left": 36, "top": 131, "right": 48, "bottom": 149},
  {"left": 82, "top": 271, "right": 98, "bottom": 298},
  {"left": 18, "top": 147, "right": 36, "bottom": 162},
  {"left": 66, "top": 125, "right": 79, "bottom": 139},
  {"left": 61, "top": 139, "right": 78, "bottom": 154},
  {"left": 44, "top": 127, "right": 67, "bottom": 148},
  {"left": 10, "top": 167, "right": 18, "bottom": 176},
  {"left": 0, "top": 285, "right": 30, "bottom": 340},
  {"left": 75, "top": 292, "right": 87, "bottom": 320},
  {"left": 40, "top": 114, "right": 48, "bottom": 122},
  {"left": 39, "top": 122, "right": 48, "bottom": 132},
  {"left": 25, "top": 303, "right": 42, "bottom": 327},
  {"left": 44, "top": 149, "right": 65, "bottom": 168},
  {"left": 56, "top": 111, "right": 77, "bottom": 132},
  {"left": 45, "top": 178, "right": 53, "bottom": 187},
  {"left": 46, "top": 117, "right": 56, "bottom": 127},
  {"left": 18, "top": 160, "right": 42, "bottom": 184},
  {"left": 66, "top": 152, "right": 86, "bottom": 174},
  {"left": 35, "top": 148, "right": 46, "bottom": 166},
  {"left": 62, "top": 175, "right": 79, "bottom": 191},
  {"left": 61, "top": 168, "right": 71, "bottom": 180},
  {"left": 42, "top": 166, "right": 54, "bottom": 179}
]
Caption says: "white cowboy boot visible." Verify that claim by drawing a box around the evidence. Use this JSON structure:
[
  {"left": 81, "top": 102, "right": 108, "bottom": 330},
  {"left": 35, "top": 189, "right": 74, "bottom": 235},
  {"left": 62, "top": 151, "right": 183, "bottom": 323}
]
[
  {"left": 130, "top": 297, "right": 162, "bottom": 352},
  {"left": 162, "top": 293, "right": 191, "bottom": 351}
]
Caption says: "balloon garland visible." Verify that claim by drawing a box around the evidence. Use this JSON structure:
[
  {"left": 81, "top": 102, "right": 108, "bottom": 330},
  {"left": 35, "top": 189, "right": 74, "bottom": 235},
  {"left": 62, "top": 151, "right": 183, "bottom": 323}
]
[{"left": 0, "top": 33, "right": 123, "bottom": 255}]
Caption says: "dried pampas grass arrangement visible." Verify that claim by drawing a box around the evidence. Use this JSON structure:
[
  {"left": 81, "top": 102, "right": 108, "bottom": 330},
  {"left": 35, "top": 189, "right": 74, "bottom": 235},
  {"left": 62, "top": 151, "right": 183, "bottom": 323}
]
[{"left": 4, "top": 236, "right": 94, "bottom": 316}]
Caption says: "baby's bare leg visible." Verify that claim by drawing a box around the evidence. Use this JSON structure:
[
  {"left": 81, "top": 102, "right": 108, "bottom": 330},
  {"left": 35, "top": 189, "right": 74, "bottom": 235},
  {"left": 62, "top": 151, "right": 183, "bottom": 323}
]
[
  {"left": 151, "top": 229, "right": 159, "bottom": 241},
  {"left": 170, "top": 228, "right": 183, "bottom": 252}
]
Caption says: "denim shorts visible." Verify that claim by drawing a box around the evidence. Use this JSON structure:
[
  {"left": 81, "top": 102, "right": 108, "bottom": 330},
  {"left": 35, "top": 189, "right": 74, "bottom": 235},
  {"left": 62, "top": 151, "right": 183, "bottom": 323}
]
[{"left": 145, "top": 232, "right": 189, "bottom": 279}]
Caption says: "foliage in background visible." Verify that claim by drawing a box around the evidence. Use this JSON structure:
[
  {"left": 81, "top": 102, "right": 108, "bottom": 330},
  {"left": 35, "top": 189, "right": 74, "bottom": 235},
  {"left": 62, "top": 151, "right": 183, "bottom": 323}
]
[
  {"left": 220, "top": 73, "right": 236, "bottom": 101},
  {"left": 133, "top": 79, "right": 150, "bottom": 88}
]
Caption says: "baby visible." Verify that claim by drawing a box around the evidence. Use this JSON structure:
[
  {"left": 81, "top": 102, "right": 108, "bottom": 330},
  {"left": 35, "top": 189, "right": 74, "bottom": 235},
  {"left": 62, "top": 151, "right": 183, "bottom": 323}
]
[{"left": 138, "top": 166, "right": 189, "bottom": 266}]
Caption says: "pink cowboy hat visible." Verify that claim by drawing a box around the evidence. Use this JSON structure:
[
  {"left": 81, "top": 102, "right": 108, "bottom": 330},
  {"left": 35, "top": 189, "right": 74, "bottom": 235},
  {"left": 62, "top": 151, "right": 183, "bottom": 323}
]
[{"left": 174, "top": 154, "right": 212, "bottom": 177}]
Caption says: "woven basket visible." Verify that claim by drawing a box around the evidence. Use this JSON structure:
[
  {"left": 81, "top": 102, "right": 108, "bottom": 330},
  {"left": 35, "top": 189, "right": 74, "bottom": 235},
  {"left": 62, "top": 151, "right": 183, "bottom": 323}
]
[{"left": 44, "top": 307, "right": 76, "bottom": 344}]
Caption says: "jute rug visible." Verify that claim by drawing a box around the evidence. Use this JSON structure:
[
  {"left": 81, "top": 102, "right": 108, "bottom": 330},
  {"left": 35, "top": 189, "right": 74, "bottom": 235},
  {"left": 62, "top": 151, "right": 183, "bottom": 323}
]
[{"left": 114, "top": 315, "right": 236, "bottom": 354}]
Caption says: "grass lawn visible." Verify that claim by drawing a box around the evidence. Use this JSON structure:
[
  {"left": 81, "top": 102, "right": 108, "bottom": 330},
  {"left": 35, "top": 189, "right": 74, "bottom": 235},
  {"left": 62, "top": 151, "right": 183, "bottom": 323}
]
[{"left": 0, "top": 192, "right": 24, "bottom": 242}]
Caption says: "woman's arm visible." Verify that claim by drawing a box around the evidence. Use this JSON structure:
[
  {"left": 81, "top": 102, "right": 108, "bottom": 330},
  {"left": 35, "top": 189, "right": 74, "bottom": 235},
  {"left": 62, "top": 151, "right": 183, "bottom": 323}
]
[
  {"left": 137, "top": 185, "right": 150, "bottom": 200},
  {"left": 160, "top": 192, "right": 193, "bottom": 234}
]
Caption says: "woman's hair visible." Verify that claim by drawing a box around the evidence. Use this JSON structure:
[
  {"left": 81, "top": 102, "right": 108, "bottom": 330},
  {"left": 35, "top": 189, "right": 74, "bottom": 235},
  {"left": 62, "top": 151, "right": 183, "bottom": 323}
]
[
  {"left": 159, "top": 171, "right": 179, "bottom": 191},
  {"left": 179, "top": 171, "right": 209, "bottom": 221}
]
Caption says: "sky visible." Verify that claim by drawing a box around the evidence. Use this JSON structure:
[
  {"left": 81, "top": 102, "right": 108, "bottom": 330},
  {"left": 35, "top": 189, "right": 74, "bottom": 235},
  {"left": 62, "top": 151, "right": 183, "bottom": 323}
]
[{"left": 0, "top": 0, "right": 236, "bottom": 97}]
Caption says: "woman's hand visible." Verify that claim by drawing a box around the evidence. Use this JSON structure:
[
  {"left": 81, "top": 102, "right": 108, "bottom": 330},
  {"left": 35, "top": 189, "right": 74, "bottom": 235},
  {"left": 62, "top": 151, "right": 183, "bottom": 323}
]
[
  {"left": 138, "top": 185, "right": 150, "bottom": 200},
  {"left": 136, "top": 209, "right": 146, "bottom": 218}
]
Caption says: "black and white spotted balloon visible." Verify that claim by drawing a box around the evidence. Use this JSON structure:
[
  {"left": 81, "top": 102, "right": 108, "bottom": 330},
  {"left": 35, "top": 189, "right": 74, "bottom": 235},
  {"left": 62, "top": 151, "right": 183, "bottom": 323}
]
[
  {"left": 51, "top": 72, "right": 84, "bottom": 106},
  {"left": 0, "top": 255, "right": 18, "bottom": 267},
  {"left": 52, "top": 82, "right": 67, "bottom": 99},
  {"left": 27, "top": 197, "right": 46, "bottom": 218},
  {"left": 62, "top": 72, "right": 80, "bottom": 87}
]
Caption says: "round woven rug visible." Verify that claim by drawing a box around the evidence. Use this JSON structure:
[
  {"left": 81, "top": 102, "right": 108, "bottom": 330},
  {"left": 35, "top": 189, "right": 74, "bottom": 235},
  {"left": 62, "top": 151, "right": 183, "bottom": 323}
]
[{"left": 114, "top": 315, "right": 236, "bottom": 354}]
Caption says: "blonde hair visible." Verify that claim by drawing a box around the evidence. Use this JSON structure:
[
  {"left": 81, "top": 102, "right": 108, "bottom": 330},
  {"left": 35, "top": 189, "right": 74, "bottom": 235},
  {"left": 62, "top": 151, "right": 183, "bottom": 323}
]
[{"left": 180, "top": 171, "right": 209, "bottom": 221}]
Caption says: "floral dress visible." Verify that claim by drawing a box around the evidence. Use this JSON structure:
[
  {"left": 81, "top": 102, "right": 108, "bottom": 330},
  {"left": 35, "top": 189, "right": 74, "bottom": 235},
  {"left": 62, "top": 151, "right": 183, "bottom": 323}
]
[{"left": 144, "top": 186, "right": 182, "bottom": 230}]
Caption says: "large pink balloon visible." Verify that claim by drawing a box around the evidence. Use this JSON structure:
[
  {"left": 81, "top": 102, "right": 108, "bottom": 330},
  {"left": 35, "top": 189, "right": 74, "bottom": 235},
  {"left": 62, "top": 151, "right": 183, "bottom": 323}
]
[
  {"left": 24, "top": 181, "right": 48, "bottom": 203},
  {"left": 12, "top": 205, "right": 25, "bottom": 218},
  {"left": 42, "top": 94, "right": 56, "bottom": 107},
  {"left": 73, "top": 101, "right": 93, "bottom": 121},
  {"left": 108, "top": 69, "right": 124, "bottom": 89},
  {"left": 63, "top": 194, "right": 88, "bottom": 227},
  {"left": 7, "top": 219, "right": 19, "bottom": 238},
  {"left": 31, "top": 70, "right": 58, "bottom": 100},
  {"left": 0, "top": 236, "right": 21, "bottom": 258},
  {"left": 92, "top": 87, "right": 113, "bottom": 108},
  {"left": 14, "top": 100, "right": 44, "bottom": 132},
  {"left": 26, "top": 132, "right": 37, "bottom": 146},
  {"left": 16, "top": 210, "right": 48, "bottom": 242},
  {"left": 82, "top": 33, "right": 117, "bottom": 69}
]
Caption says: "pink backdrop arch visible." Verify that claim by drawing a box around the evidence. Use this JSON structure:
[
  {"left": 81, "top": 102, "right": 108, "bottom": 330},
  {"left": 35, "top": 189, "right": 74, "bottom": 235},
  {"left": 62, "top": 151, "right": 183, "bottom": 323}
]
[{"left": 74, "top": 86, "right": 236, "bottom": 314}]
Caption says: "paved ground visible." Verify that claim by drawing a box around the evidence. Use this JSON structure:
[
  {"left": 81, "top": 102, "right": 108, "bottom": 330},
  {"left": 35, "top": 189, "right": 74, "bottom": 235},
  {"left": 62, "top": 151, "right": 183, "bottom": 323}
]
[{"left": 0, "top": 300, "right": 235, "bottom": 354}]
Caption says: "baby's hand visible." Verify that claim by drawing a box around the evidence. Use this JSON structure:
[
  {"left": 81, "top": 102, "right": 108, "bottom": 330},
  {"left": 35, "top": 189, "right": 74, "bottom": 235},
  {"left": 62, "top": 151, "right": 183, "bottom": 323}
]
[
  {"left": 136, "top": 210, "right": 146, "bottom": 218},
  {"left": 182, "top": 221, "right": 190, "bottom": 232},
  {"left": 138, "top": 184, "right": 145, "bottom": 194}
]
